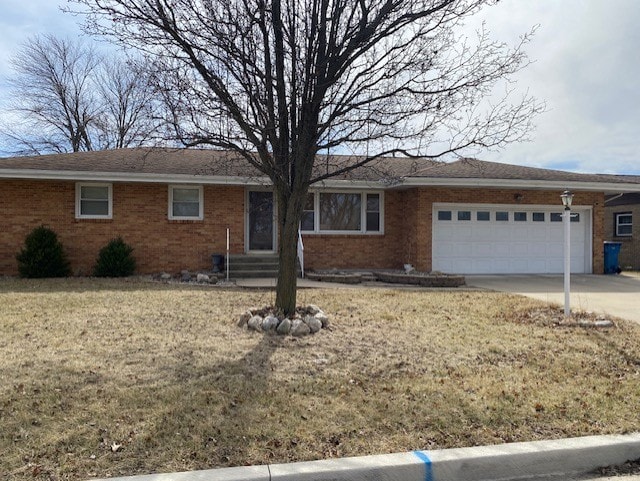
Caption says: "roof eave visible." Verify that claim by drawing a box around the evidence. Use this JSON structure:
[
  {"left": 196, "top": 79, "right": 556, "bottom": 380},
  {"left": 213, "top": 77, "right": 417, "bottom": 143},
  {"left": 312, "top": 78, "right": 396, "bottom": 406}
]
[
  {"left": 1, "top": 169, "right": 640, "bottom": 193},
  {"left": 0, "top": 169, "right": 272, "bottom": 186},
  {"left": 398, "top": 177, "right": 640, "bottom": 193}
]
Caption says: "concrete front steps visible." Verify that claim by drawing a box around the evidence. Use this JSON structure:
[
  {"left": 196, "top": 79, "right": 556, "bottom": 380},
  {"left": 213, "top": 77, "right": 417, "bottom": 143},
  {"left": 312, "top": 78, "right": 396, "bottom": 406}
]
[{"left": 226, "top": 254, "right": 280, "bottom": 278}]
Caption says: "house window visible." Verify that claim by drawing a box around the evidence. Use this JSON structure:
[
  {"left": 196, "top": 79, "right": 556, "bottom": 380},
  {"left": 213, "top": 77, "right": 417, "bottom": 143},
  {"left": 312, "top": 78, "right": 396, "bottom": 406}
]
[
  {"left": 320, "top": 192, "right": 361, "bottom": 231},
  {"left": 303, "top": 191, "right": 383, "bottom": 233},
  {"left": 366, "top": 194, "right": 380, "bottom": 231},
  {"left": 169, "top": 185, "right": 203, "bottom": 220},
  {"left": 616, "top": 213, "right": 632, "bottom": 236},
  {"left": 301, "top": 193, "right": 315, "bottom": 231},
  {"left": 76, "top": 183, "right": 112, "bottom": 219}
]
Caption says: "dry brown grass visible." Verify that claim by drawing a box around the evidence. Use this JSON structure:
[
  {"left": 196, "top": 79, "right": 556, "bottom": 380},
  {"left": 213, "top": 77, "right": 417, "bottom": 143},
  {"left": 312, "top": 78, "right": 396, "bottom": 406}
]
[{"left": 1, "top": 278, "right": 639, "bottom": 480}]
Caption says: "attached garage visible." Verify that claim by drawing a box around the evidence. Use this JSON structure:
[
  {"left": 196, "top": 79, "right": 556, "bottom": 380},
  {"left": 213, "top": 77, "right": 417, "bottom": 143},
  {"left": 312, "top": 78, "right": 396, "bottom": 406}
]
[{"left": 432, "top": 203, "right": 592, "bottom": 274}]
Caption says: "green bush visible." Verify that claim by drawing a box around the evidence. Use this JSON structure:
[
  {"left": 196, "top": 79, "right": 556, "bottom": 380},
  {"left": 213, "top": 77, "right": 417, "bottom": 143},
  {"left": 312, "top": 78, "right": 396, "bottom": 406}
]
[
  {"left": 93, "top": 237, "right": 136, "bottom": 277},
  {"left": 16, "top": 225, "right": 71, "bottom": 278}
]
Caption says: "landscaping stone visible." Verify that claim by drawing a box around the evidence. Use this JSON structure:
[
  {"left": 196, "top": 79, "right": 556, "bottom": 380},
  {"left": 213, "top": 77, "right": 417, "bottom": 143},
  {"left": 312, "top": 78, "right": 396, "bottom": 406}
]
[
  {"left": 196, "top": 273, "right": 210, "bottom": 283},
  {"left": 314, "top": 312, "right": 329, "bottom": 327},
  {"left": 291, "top": 318, "right": 311, "bottom": 337},
  {"left": 247, "top": 315, "right": 263, "bottom": 331},
  {"left": 262, "top": 315, "right": 279, "bottom": 332},
  {"left": 305, "top": 315, "right": 323, "bottom": 333},
  {"left": 160, "top": 272, "right": 172, "bottom": 280},
  {"left": 238, "top": 310, "right": 253, "bottom": 327},
  {"left": 307, "top": 304, "right": 322, "bottom": 315},
  {"left": 238, "top": 305, "right": 330, "bottom": 337},
  {"left": 181, "top": 271, "right": 192, "bottom": 282},
  {"left": 276, "top": 318, "right": 292, "bottom": 335}
]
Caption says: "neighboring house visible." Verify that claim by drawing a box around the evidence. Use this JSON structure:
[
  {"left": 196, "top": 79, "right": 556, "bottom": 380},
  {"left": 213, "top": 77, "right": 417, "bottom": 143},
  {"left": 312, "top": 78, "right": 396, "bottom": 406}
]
[
  {"left": 1, "top": 148, "right": 639, "bottom": 276},
  {"left": 605, "top": 190, "right": 640, "bottom": 270}
]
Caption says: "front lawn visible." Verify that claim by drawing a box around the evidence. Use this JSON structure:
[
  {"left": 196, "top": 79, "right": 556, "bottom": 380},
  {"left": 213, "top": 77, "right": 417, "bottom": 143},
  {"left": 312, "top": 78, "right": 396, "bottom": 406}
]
[{"left": 1, "top": 278, "right": 639, "bottom": 480}]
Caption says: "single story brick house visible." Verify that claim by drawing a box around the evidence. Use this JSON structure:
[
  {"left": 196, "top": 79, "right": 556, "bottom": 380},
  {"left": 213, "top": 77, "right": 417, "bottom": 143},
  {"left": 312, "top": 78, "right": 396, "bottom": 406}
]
[
  {"left": 1, "top": 148, "right": 639, "bottom": 276},
  {"left": 605, "top": 188, "right": 640, "bottom": 270}
]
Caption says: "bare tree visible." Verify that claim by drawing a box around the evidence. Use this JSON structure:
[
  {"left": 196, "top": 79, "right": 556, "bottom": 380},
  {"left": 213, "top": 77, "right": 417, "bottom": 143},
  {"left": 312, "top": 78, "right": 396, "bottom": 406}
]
[
  {"left": 94, "top": 60, "right": 163, "bottom": 149},
  {"left": 4, "top": 35, "right": 100, "bottom": 154},
  {"left": 71, "top": 0, "right": 543, "bottom": 314},
  {"left": 2, "top": 34, "right": 161, "bottom": 155}
]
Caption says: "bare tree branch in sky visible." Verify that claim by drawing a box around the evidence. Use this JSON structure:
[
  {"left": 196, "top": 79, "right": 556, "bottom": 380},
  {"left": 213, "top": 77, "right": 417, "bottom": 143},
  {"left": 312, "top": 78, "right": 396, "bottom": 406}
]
[{"left": 2, "top": 34, "right": 162, "bottom": 155}]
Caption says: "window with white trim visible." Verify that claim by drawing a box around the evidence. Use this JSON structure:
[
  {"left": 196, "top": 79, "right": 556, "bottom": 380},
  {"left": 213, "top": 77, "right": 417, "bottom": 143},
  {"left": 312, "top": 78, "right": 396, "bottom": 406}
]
[
  {"left": 616, "top": 212, "right": 632, "bottom": 236},
  {"left": 76, "top": 183, "right": 112, "bottom": 219},
  {"left": 301, "top": 193, "right": 315, "bottom": 231},
  {"left": 169, "top": 185, "right": 203, "bottom": 220},
  {"left": 301, "top": 191, "right": 383, "bottom": 233}
]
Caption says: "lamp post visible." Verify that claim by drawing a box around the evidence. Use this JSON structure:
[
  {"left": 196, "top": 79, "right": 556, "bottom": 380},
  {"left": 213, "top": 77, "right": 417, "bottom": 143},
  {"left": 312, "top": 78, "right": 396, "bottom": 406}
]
[{"left": 561, "top": 190, "right": 574, "bottom": 317}]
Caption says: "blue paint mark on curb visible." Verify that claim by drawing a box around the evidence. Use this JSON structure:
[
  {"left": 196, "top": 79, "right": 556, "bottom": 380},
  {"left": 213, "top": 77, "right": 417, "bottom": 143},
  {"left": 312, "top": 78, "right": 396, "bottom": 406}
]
[{"left": 413, "top": 451, "right": 433, "bottom": 481}]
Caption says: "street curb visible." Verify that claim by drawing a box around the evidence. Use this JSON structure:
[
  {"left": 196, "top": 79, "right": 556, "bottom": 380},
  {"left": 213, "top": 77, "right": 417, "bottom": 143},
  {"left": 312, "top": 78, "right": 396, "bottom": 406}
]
[{"left": 91, "top": 433, "right": 640, "bottom": 481}]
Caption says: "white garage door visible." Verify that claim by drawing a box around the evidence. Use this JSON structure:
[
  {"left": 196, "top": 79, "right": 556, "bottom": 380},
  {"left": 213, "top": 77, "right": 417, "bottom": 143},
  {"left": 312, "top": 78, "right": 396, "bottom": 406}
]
[{"left": 432, "top": 204, "right": 592, "bottom": 274}]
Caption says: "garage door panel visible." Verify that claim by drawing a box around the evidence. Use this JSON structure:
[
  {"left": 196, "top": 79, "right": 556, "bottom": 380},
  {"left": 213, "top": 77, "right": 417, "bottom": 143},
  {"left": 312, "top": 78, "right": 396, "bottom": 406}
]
[
  {"left": 432, "top": 204, "right": 590, "bottom": 274},
  {"left": 510, "top": 243, "right": 529, "bottom": 256},
  {"left": 473, "top": 243, "right": 494, "bottom": 256}
]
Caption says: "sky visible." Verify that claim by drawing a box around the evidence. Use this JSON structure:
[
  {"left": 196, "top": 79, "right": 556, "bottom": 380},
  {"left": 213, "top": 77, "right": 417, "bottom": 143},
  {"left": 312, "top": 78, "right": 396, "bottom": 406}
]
[{"left": 0, "top": 0, "right": 638, "bottom": 174}]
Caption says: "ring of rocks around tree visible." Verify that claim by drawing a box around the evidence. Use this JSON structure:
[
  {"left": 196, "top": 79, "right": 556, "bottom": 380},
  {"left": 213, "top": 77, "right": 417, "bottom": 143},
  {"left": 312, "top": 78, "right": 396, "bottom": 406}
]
[{"left": 238, "top": 305, "right": 329, "bottom": 336}]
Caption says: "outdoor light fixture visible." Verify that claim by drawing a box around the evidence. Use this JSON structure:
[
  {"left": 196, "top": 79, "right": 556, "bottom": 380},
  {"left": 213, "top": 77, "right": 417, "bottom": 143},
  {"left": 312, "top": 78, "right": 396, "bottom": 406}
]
[
  {"left": 561, "top": 190, "right": 574, "bottom": 209},
  {"left": 561, "top": 190, "right": 574, "bottom": 317}
]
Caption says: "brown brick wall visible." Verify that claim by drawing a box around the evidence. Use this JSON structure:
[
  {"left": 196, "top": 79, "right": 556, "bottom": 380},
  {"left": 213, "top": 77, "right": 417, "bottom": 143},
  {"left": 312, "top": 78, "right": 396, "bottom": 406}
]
[
  {"left": 0, "top": 180, "right": 245, "bottom": 275},
  {"left": 604, "top": 205, "right": 640, "bottom": 270},
  {"left": 1, "top": 180, "right": 605, "bottom": 276}
]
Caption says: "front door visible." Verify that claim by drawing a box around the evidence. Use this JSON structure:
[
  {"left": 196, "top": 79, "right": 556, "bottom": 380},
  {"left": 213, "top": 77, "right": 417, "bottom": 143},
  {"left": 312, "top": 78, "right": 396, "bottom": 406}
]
[{"left": 247, "top": 190, "right": 275, "bottom": 252}]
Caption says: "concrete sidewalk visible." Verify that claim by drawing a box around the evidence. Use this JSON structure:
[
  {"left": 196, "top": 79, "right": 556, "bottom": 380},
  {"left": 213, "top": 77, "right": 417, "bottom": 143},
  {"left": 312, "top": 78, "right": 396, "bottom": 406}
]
[{"left": 466, "top": 274, "right": 640, "bottom": 323}]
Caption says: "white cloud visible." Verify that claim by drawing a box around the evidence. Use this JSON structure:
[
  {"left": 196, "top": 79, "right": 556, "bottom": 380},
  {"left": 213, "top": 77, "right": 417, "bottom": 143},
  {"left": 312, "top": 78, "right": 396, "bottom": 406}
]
[{"left": 473, "top": 0, "right": 640, "bottom": 174}]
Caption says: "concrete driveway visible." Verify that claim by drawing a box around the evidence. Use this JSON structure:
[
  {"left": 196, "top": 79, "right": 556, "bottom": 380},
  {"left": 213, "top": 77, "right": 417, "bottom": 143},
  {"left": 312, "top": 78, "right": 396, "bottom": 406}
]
[{"left": 466, "top": 273, "right": 640, "bottom": 323}]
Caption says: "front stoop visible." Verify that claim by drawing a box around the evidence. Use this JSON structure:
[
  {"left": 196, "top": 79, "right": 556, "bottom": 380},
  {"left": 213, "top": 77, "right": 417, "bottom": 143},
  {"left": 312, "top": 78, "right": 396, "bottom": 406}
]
[{"left": 226, "top": 254, "right": 280, "bottom": 278}]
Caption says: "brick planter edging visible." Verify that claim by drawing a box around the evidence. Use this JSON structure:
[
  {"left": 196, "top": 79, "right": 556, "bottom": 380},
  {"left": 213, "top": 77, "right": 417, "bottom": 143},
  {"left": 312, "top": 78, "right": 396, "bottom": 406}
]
[
  {"left": 374, "top": 271, "right": 465, "bottom": 287},
  {"left": 306, "top": 271, "right": 465, "bottom": 287},
  {"left": 305, "top": 272, "right": 363, "bottom": 284}
]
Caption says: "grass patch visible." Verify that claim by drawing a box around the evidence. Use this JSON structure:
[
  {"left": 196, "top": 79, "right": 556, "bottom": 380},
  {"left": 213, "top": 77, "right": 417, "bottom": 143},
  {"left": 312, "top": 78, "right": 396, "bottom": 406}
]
[{"left": 1, "top": 278, "right": 639, "bottom": 480}]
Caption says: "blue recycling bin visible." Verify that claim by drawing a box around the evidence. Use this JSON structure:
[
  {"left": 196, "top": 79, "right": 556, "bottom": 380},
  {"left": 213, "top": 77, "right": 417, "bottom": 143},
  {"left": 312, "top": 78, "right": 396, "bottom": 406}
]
[{"left": 603, "top": 242, "right": 622, "bottom": 274}]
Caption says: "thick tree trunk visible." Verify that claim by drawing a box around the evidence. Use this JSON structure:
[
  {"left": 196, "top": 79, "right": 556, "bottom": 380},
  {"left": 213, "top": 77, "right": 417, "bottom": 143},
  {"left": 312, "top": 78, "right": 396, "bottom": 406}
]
[
  {"left": 274, "top": 186, "right": 306, "bottom": 316},
  {"left": 275, "top": 212, "right": 299, "bottom": 316}
]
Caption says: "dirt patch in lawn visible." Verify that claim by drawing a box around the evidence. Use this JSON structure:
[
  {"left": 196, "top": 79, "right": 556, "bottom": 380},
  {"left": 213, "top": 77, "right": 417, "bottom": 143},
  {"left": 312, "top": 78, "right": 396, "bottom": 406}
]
[{"left": 1, "top": 278, "right": 639, "bottom": 480}]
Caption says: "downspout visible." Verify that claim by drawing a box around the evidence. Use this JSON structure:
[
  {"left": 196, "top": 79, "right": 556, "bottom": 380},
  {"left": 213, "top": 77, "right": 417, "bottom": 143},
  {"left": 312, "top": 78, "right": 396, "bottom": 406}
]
[{"left": 604, "top": 193, "right": 625, "bottom": 204}]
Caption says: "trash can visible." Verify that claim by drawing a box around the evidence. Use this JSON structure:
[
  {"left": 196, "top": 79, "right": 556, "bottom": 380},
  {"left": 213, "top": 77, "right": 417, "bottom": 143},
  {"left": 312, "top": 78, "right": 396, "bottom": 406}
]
[
  {"left": 603, "top": 242, "right": 622, "bottom": 274},
  {"left": 212, "top": 254, "right": 224, "bottom": 273}
]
